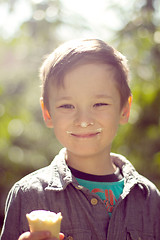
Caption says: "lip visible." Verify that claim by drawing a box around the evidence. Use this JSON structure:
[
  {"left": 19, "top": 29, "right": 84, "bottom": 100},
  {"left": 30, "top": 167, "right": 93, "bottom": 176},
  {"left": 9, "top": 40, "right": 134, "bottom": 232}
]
[{"left": 66, "top": 128, "right": 102, "bottom": 138}]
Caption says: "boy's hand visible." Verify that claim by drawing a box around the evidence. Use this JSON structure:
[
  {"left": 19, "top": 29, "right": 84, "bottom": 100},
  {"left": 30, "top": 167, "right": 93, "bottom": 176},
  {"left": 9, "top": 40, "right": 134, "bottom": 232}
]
[{"left": 18, "top": 231, "right": 64, "bottom": 240}]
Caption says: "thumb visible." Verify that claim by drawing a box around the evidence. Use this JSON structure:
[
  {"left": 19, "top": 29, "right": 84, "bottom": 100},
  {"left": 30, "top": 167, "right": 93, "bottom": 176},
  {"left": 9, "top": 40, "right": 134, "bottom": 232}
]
[{"left": 59, "top": 233, "right": 64, "bottom": 240}]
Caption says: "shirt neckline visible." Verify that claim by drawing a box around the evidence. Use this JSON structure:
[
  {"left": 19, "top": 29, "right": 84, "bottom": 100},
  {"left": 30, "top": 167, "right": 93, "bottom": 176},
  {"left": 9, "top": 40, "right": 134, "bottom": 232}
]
[{"left": 68, "top": 165, "right": 123, "bottom": 182}]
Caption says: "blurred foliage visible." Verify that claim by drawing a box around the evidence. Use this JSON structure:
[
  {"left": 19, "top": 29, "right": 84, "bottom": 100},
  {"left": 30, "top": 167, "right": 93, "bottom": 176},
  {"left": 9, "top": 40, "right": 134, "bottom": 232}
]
[
  {"left": 111, "top": 0, "right": 160, "bottom": 186},
  {"left": 0, "top": 0, "right": 160, "bottom": 230}
]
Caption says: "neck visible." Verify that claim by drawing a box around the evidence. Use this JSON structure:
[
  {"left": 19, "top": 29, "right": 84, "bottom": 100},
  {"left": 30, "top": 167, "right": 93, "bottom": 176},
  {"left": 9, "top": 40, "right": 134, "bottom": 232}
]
[{"left": 66, "top": 150, "right": 116, "bottom": 175}]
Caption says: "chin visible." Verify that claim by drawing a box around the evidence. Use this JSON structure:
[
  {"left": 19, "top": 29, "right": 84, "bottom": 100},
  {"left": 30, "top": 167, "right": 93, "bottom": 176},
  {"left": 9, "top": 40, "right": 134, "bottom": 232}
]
[{"left": 67, "top": 146, "right": 103, "bottom": 158}]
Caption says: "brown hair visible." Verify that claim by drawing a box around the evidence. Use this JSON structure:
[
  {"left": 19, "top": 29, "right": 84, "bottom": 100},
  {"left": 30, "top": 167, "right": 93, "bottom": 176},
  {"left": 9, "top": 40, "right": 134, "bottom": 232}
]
[{"left": 40, "top": 39, "right": 131, "bottom": 111}]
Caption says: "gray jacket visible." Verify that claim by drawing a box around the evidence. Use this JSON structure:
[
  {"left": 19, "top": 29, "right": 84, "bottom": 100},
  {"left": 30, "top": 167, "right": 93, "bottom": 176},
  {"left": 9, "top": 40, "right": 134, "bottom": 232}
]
[{"left": 1, "top": 148, "right": 160, "bottom": 240}]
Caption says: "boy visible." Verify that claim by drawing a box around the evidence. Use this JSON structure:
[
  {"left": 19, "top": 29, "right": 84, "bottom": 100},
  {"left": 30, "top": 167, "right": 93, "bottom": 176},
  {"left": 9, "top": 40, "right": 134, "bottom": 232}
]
[{"left": 1, "top": 39, "right": 160, "bottom": 240}]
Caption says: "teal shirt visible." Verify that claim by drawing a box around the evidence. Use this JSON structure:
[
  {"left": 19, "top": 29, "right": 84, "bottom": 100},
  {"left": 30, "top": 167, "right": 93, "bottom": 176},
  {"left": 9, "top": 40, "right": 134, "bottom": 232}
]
[{"left": 76, "top": 177, "right": 124, "bottom": 216}]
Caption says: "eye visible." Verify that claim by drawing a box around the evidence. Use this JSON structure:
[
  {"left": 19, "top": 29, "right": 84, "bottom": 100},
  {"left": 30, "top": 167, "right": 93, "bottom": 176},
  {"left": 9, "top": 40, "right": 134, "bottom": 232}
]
[
  {"left": 58, "top": 104, "right": 75, "bottom": 109},
  {"left": 94, "top": 103, "right": 109, "bottom": 107}
]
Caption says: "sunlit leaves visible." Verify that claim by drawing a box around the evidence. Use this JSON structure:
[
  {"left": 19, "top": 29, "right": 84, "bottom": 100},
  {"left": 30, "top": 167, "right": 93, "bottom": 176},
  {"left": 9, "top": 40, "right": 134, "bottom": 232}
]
[
  {"left": 112, "top": 0, "right": 160, "bottom": 187},
  {"left": 0, "top": 0, "right": 160, "bottom": 229}
]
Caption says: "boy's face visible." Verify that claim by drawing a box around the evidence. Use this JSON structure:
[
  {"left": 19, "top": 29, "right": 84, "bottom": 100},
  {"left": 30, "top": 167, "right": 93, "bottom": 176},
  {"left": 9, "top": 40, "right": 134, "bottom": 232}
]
[{"left": 41, "top": 63, "right": 131, "bottom": 160}]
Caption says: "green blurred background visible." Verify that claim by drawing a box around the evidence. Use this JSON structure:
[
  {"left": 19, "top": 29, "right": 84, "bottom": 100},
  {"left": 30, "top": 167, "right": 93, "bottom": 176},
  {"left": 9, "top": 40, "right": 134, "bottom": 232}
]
[{"left": 0, "top": 0, "right": 160, "bottom": 230}]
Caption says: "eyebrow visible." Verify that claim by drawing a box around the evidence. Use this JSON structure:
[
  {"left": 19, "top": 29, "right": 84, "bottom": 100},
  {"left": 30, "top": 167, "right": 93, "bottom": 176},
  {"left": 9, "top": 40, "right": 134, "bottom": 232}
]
[
  {"left": 56, "top": 94, "right": 113, "bottom": 101},
  {"left": 56, "top": 96, "right": 72, "bottom": 101},
  {"left": 95, "top": 94, "right": 113, "bottom": 99}
]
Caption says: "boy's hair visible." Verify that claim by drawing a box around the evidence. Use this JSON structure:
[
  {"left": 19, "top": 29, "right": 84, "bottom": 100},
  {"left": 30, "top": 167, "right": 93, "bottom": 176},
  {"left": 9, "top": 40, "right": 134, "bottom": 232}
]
[{"left": 40, "top": 39, "right": 131, "bottom": 111}]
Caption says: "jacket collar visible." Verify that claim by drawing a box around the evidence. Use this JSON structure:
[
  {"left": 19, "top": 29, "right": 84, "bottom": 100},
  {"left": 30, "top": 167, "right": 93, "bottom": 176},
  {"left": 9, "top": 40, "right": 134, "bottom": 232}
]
[
  {"left": 45, "top": 148, "right": 150, "bottom": 198},
  {"left": 111, "top": 153, "right": 150, "bottom": 198},
  {"left": 45, "top": 148, "right": 73, "bottom": 191}
]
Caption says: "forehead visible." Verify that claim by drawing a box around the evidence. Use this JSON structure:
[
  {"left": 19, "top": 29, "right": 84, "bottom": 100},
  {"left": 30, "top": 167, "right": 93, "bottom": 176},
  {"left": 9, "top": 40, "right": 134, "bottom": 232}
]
[
  {"left": 65, "top": 63, "right": 113, "bottom": 84},
  {"left": 54, "top": 62, "right": 116, "bottom": 87},
  {"left": 49, "top": 63, "right": 120, "bottom": 100}
]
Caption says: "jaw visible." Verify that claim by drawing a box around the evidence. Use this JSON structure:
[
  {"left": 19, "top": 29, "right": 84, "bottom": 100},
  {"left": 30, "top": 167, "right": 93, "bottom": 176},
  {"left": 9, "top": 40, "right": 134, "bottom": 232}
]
[{"left": 66, "top": 145, "right": 114, "bottom": 175}]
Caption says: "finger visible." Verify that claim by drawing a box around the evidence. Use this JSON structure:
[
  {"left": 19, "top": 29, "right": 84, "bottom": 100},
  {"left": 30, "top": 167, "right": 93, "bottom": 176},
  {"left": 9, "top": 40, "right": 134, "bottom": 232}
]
[
  {"left": 18, "top": 232, "right": 30, "bottom": 240},
  {"left": 18, "top": 231, "right": 51, "bottom": 240},
  {"left": 46, "top": 233, "right": 64, "bottom": 240},
  {"left": 59, "top": 233, "right": 64, "bottom": 240}
]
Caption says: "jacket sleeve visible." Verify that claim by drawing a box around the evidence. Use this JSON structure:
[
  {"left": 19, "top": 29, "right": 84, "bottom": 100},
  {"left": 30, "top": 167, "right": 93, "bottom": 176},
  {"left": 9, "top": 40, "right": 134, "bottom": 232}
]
[
  {"left": 1, "top": 183, "right": 29, "bottom": 240},
  {"left": 145, "top": 180, "right": 160, "bottom": 240},
  {"left": 153, "top": 186, "right": 160, "bottom": 240}
]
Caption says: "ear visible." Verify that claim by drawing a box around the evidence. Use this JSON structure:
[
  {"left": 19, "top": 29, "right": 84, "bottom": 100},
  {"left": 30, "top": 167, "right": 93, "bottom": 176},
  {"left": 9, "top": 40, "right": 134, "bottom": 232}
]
[
  {"left": 40, "top": 97, "right": 53, "bottom": 128},
  {"left": 119, "top": 96, "right": 132, "bottom": 125}
]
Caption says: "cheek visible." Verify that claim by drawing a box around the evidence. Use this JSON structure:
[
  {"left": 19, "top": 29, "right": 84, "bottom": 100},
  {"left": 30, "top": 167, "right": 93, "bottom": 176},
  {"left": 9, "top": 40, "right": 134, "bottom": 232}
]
[
  {"left": 99, "top": 110, "right": 119, "bottom": 123},
  {"left": 52, "top": 117, "right": 69, "bottom": 137},
  {"left": 101, "top": 112, "right": 120, "bottom": 134},
  {"left": 53, "top": 126, "right": 67, "bottom": 146}
]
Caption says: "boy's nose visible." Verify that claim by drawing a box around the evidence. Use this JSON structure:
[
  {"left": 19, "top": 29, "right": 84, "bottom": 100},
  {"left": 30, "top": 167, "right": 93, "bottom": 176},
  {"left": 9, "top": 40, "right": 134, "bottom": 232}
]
[
  {"left": 74, "top": 110, "right": 94, "bottom": 127},
  {"left": 80, "top": 122, "right": 94, "bottom": 128}
]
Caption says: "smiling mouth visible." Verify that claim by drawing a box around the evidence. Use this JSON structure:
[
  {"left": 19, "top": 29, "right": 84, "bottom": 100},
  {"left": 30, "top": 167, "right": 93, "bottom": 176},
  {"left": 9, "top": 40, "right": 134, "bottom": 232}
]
[{"left": 66, "top": 128, "right": 102, "bottom": 138}]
